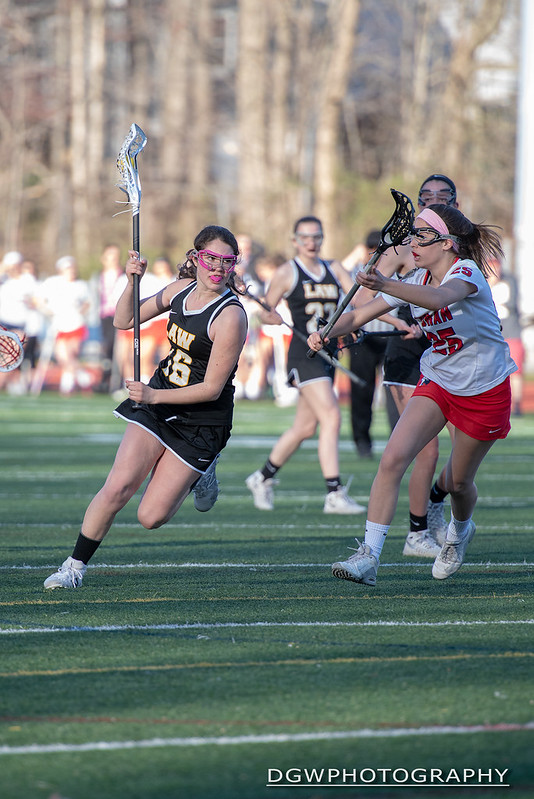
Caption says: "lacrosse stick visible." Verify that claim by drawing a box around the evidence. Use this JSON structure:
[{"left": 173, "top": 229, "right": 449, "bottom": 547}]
[
  {"left": 116, "top": 123, "right": 147, "bottom": 400},
  {"left": 307, "top": 188, "right": 414, "bottom": 358},
  {"left": 340, "top": 329, "right": 408, "bottom": 351},
  {"left": 232, "top": 283, "right": 365, "bottom": 387},
  {"left": 0, "top": 327, "right": 25, "bottom": 373}
]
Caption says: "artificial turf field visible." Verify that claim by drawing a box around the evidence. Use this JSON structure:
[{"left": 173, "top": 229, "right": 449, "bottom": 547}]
[{"left": 1, "top": 392, "right": 533, "bottom": 799}]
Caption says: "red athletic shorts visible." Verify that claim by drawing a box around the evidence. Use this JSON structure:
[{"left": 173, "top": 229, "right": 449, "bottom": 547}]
[
  {"left": 55, "top": 326, "right": 88, "bottom": 343},
  {"left": 412, "top": 376, "right": 512, "bottom": 441}
]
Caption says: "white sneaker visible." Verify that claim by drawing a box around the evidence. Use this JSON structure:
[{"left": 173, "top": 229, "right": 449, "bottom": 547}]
[
  {"left": 432, "top": 521, "right": 476, "bottom": 580},
  {"left": 427, "top": 500, "right": 448, "bottom": 545},
  {"left": 332, "top": 540, "right": 378, "bottom": 586},
  {"left": 403, "top": 530, "right": 441, "bottom": 558},
  {"left": 245, "top": 470, "right": 274, "bottom": 510},
  {"left": 193, "top": 456, "right": 219, "bottom": 512},
  {"left": 44, "top": 557, "right": 87, "bottom": 589},
  {"left": 324, "top": 486, "right": 366, "bottom": 515}
]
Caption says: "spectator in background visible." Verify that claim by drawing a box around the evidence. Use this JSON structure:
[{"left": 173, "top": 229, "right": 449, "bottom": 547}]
[
  {"left": 20, "top": 259, "right": 43, "bottom": 389},
  {"left": 253, "top": 253, "right": 298, "bottom": 406},
  {"left": 236, "top": 233, "right": 264, "bottom": 285},
  {"left": 144, "top": 256, "right": 177, "bottom": 364},
  {"left": 39, "top": 255, "right": 91, "bottom": 395},
  {"left": 0, "top": 251, "right": 29, "bottom": 336},
  {"left": 112, "top": 256, "right": 178, "bottom": 396},
  {"left": 488, "top": 257, "right": 525, "bottom": 417},
  {"left": 232, "top": 246, "right": 264, "bottom": 400},
  {"left": 0, "top": 251, "right": 36, "bottom": 392},
  {"left": 95, "top": 244, "right": 124, "bottom": 394}
]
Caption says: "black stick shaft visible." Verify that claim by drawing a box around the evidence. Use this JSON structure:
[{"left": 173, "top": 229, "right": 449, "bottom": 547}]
[
  {"left": 306, "top": 248, "right": 381, "bottom": 358},
  {"left": 238, "top": 288, "right": 365, "bottom": 387}
]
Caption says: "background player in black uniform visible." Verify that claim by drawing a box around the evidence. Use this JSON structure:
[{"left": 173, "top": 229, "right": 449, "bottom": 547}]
[
  {"left": 44, "top": 225, "right": 248, "bottom": 589},
  {"left": 246, "top": 215, "right": 366, "bottom": 515}
]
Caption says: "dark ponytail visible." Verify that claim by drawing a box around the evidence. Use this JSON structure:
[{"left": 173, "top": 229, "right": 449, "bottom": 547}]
[{"left": 428, "top": 205, "right": 503, "bottom": 278}]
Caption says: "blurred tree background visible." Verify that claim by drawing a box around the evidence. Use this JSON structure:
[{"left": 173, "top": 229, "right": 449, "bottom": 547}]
[{"left": 0, "top": 0, "right": 518, "bottom": 273}]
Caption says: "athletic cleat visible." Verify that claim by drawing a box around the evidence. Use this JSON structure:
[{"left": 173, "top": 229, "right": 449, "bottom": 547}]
[
  {"left": 332, "top": 540, "right": 377, "bottom": 585},
  {"left": 245, "top": 470, "right": 275, "bottom": 510},
  {"left": 193, "top": 456, "right": 219, "bottom": 512},
  {"left": 427, "top": 500, "right": 449, "bottom": 545},
  {"left": 44, "top": 557, "right": 87, "bottom": 590},
  {"left": 324, "top": 486, "right": 366, "bottom": 515},
  {"left": 432, "top": 521, "right": 476, "bottom": 580},
  {"left": 402, "top": 530, "right": 441, "bottom": 558}
]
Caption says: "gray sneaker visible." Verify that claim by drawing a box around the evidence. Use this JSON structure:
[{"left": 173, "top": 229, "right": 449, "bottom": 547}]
[
  {"left": 245, "top": 470, "right": 275, "bottom": 510},
  {"left": 331, "top": 540, "right": 378, "bottom": 586},
  {"left": 403, "top": 530, "right": 441, "bottom": 558},
  {"left": 427, "top": 500, "right": 449, "bottom": 545},
  {"left": 193, "top": 456, "right": 219, "bottom": 512},
  {"left": 432, "top": 521, "right": 476, "bottom": 580},
  {"left": 44, "top": 556, "right": 87, "bottom": 590}
]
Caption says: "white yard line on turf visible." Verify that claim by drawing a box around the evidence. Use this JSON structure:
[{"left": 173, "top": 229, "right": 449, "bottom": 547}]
[
  {"left": 1, "top": 619, "right": 534, "bottom": 635},
  {"left": 2, "top": 560, "right": 534, "bottom": 570},
  {"left": 0, "top": 722, "right": 533, "bottom": 755}
]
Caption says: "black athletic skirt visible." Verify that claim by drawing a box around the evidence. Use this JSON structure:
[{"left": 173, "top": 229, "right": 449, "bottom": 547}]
[
  {"left": 114, "top": 398, "right": 231, "bottom": 474},
  {"left": 287, "top": 338, "right": 334, "bottom": 387}
]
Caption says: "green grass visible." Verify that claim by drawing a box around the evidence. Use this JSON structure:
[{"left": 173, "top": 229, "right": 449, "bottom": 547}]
[{"left": 1, "top": 393, "right": 533, "bottom": 799}]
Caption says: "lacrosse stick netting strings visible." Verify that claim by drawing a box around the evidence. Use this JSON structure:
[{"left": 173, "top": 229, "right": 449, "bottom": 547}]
[
  {"left": 0, "top": 327, "right": 25, "bottom": 372},
  {"left": 116, "top": 123, "right": 147, "bottom": 386},
  {"left": 307, "top": 188, "right": 415, "bottom": 358}
]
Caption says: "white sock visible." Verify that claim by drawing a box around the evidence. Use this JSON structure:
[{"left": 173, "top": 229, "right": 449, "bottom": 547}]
[
  {"left": 59, "top": 371, "right": 75, "bottom": 394},
  {"left": 364, "top": 521, "right": 390, "bottom": 562},
  {"left": 447, "top": 514, "right": 472, "bottom": 543}
]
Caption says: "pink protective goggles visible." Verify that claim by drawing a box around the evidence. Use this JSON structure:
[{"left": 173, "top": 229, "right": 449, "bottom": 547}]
[{"left": 196, "top": 249, "right": 238, "bottom": 274}]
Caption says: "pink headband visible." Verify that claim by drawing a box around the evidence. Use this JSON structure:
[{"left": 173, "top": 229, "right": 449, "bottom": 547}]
[
  {"left": 416, "top": 207, "right": 459, "bottom": 252},
  {"left": 416, "top": 207, "right": 450, "bottom": 236}
]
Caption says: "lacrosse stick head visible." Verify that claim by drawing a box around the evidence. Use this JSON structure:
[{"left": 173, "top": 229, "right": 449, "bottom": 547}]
[
  {"left": 378, "top": 189, "right": 415, "bottom": 252},
  {"left": 116, "top": 123, "right": 147, "bottom": 213},
  {"left": 0, "top": 327, "right": 25, "bottom": 372}
]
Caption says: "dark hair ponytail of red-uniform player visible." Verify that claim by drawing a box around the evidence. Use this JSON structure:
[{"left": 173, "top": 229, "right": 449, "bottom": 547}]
[{"left": 426, "top": 204, "right": 503, "bottom": 279}]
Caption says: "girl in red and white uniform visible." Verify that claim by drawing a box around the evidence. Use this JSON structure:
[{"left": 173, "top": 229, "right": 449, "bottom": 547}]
[{"left": 308, "top": 204, "right": 517, "bottom": 585}]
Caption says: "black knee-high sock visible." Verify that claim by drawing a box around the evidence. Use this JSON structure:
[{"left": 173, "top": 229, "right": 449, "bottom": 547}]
[
  {"left": 409, "top": 512, "right": 428, "bottom": 533},
  {"left": 325, "top": 477, "right": 341, "bottom": 493},
  {"left": 261, "top": 460, "right": 280, "bottom": 480},
  {"left": 430, "top": 481, "right": 448, "bottom": 504},
  {"left": 72, "top": 532, "right": 102, "bottom": 565}
]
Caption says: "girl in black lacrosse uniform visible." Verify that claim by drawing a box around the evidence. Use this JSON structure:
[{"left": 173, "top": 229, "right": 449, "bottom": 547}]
[
  {"left": 44, "top": 225, "right": 247, "bottom": 589},
  {"left": 245, "top": 215, "right": 366, "bottom": 515}
]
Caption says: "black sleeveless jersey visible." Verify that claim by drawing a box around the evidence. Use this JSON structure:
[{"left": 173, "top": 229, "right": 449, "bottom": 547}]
[
  {"left": 148, "top": 282, "right": 245, "bottom": 426},
  {"left": 285, "top": 258, "right": 341, "bottom": 361}
]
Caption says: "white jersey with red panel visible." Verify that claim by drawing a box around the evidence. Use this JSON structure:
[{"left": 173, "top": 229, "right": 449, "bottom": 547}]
[{"left": 380, "top": 258, "right": 517, "bottom": 395}]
